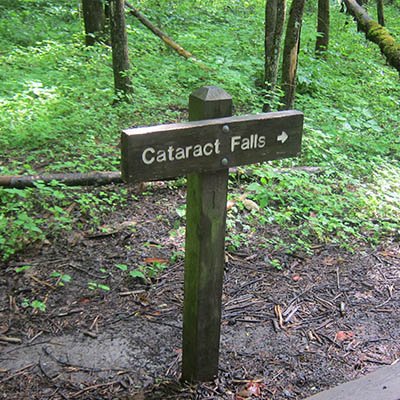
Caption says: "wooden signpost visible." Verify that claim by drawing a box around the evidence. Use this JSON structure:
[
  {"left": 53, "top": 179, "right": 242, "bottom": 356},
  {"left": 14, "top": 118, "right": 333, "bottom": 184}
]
[{"left": 121, "top": 86, "right": 304, "bottom": 382}]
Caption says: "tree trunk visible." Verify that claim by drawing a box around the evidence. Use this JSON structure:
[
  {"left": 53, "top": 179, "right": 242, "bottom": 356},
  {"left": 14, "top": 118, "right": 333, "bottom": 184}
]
[
  {"left": 104, "top": 0, "right": 110, "bottom": 21},
  {"left": 343, "top": 0, "right": 400, "bottom": 72},
  {"left": 280, "top": 0, "right": 306, "bottom": 110},
  {"left": 110, "top": 0, "right": 132, "bottom": 97},
  {"left": 355, "top": 0, "right": 365, "bottom": 31},
  {"left": 263, "top": 0, "right": 286, "bottom": 112},
  {"left": 315, "top": 0, "right": 330, "bottom": 56},
  {"left": 377, "top": 0, "right": 385, "bottom": 26},
  {"left": 82, "top": 0, "right": 105, "bottom": 46}
]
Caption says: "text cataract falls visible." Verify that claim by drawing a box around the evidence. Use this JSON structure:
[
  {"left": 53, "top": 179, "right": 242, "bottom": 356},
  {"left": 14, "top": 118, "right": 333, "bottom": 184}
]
[{"left": 141, "top": 134, "right": 266, "bottom": 165}]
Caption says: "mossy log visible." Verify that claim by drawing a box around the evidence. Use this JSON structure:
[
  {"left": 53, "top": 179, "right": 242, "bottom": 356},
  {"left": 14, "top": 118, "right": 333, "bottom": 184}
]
[
  {"left": 343, "top": 0, "right": 400, "bottom": 72},
  {"left": 0, "top": 172, "right": 122, "bottom": 188},
  {"left": 0, "top": 167, "right": 322, "bottom": 189}
]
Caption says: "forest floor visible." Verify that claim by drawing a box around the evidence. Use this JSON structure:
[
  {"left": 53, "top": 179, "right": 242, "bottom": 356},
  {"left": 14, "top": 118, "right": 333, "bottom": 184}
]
[{"left": 0, "top": 183, "right": 399, "bottom": 400}]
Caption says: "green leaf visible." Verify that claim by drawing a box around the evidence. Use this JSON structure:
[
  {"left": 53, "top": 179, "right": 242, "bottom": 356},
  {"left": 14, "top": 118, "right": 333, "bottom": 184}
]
[
  {"left": 61, "top": 274, "right": 72, "bottom": 283},
  {"left": 31, "top": 300, "right": 46, "bottom": 312},
  {"left": 15, "top": 265, "right": 31, "bottom": 273},
  {"left": 176, "top": 204, "right": 186, "bottom": 218},
  {"left": 129, "top": 270, "right": 146, "bottom": 279},
  {"left": 97, "top": 284, "right": 110, "bottom": 291},
  {"left": 116, "top": 263, "right": 128, "bottom": 271}
]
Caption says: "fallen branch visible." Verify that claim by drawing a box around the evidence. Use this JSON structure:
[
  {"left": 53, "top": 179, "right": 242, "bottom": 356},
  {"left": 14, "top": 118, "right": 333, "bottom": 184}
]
[
  {"left": 343, "top": 0, "right": 400, "bottom": 72},
  {"left": 0, "top": 171, "right": 122, "bottom": 188},
  {"left": 0, "top": 166, "right": 323, "bottom": 189},
  {"left": 125, "top": 2, "right": 194, "bottom": 60},
  {"left": 0, "top": 336, "right": 22, "bottom": 344}
]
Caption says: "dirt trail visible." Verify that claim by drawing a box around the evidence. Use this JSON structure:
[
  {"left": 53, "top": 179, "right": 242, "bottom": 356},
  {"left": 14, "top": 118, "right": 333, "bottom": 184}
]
[{"left": 1, "top": 185, "right": 399, "bottom": 399}]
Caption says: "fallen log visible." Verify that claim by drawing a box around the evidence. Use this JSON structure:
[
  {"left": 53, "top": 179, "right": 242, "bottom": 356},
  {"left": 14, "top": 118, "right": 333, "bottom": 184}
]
[
  {"left": 125, "top": 2, "right": 194, "bottom": 60},
  {"left": 0, "top": 167, "right": 322, "bottom": 189},
  {"left": 343, "top": 0, "right": 400, "bottom": 72},
  {"left": 0, "top": 172, "right": 122, "bottom": 189}
]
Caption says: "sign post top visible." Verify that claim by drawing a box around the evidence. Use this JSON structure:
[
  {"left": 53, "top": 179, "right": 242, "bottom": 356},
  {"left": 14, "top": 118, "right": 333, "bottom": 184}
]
[
  {"left": 189, "top": 85, "right": 232, "bottom": 102},
  {"left": 189, "top": 86, "right": 233, "bottom": 121}
]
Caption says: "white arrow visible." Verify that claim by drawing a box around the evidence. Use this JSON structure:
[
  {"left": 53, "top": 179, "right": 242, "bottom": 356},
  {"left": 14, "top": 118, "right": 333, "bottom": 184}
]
[{"left": 277, "top": 131, "right": 288, "bottom": 144}]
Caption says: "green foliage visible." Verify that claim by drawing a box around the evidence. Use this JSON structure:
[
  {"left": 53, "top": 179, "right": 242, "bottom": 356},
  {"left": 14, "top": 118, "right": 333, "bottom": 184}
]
[
  {"left": 115, "top": 263, "right": 129, "bottom": 272},
  {"left": 247, "top": 165, "right": 398, "bottom": 250},
  {"left": 129, "top": 269, "right": 146, "bottom": 280},
  {"left": 15, "top": 265, "right": 32, "bottom": 273},
  {"left": 175, "top": 204, "right": 186, "bottom": 218},
  {"left": 88, "top": 281, "right": 110, "bottom": 291},
  {"left": 114, "top": 261, "right": 167, "bottom": 283},
  {"left": 21, "top": 298, "right": 46, "bottom": 312},
  {"left": 129, "top": 262, "right": 167, "bottom": 282},
  {"left": 270, "top": 259, "right": 282, "bottom": 270},
  {"left": 0, "top": 182, "right": 127, "bottom": 259},
  {"left": 0, "top": 0, "right": 399, "bottom": 260},
  {"left": 50, "top": 271, "right": 72, "bottom": 286}
]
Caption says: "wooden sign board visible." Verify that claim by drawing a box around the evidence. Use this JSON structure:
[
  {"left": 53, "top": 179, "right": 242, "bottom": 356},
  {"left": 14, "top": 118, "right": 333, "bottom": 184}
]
[{"left": 121, "top": 110, "right": 303, "bottom": 183}]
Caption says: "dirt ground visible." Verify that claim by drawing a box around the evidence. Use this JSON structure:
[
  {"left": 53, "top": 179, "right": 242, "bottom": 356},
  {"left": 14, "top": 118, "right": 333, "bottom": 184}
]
[{"left": 1, "top": 183, "right": 399, "bottom": 399}]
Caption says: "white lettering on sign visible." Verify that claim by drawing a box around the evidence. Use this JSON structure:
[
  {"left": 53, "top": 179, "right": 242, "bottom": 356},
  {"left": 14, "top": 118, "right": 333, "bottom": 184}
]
[
  {"left": 141, "top": 135, "right": 269, "bottom": 165},
  {"left": 231, "top": 134, "right": 266, "bottom": 152},
  {"left": 141, "top": 134, "right": 269, "bottom": 165},
  {"left": 142, "top": 139, "right": 221, "bottom": 165}
]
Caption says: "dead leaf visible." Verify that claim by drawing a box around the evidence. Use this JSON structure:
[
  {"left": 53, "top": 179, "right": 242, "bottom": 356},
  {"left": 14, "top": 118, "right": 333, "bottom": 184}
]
[
  {"left": 236, "top": 381, "right": 263, "bottom": 399},
  {"left": 238, "top": 193, "right": 249, "bottom": 201},
  {"left": 335, "top": 330, "right": 355, "bottom": 342},
  {"left": 87, "top": 220, "right": 137, "bottom": 239},
  {"left": 243, "top": 198, "right": 260, "bottom": 212},
  {"left": 67, "top": 231, "right": 84, "bottom": 246},
  {"left": 65, "top": 202, "right": 76, "bottom": 214},
  {"left": 379, "top": 250, "right": 399, "bottom": 258},
  {"left": 322, "top": 257, "right": 335, "bottom": 266},
  {"left": 274, "top": 304, "right": 283, "bottom": 328},
  {"left": 143, "top": 257, "right": 168, "bottom": 264},
  {"left": 120, "top": 219, "right": 137, "bottom": 228},
  {"left": 246, "top": 381, "right": 262, "bottom": 396},
  {"left": 226, "top": 199, "right": 236, "bottom": 211}
]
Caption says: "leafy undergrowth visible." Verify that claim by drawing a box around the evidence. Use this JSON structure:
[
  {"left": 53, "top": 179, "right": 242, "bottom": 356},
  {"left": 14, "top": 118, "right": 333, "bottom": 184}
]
[{"left": 0, "top": 0, "right": 399, "bottom": 259}]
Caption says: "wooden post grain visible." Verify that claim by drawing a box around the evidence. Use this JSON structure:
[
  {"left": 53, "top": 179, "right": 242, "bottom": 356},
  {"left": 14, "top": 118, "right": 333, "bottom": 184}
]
[{"left": 182, "top": 86, "right": 233, "bottom": 382}]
